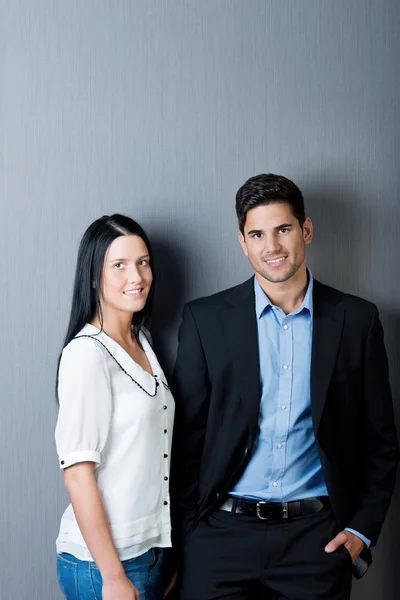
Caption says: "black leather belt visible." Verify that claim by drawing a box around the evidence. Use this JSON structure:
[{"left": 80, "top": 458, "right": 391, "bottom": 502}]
[{"left": 219, "top": 496, "right": 330, "bottom": 521}]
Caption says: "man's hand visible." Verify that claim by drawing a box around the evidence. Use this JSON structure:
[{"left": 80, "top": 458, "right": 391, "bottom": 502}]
[
  {"left": 325, "top": 530, "right": 365, "bottom": 563},
  {"left": 164, "top": 567, "right": 178, "bottom": 597}
]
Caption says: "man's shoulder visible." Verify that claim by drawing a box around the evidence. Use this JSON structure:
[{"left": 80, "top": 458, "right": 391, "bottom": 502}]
[
  {"left": 186, "top": 278, "right": 253, "bottom": 312},
  {"left": 314, "top": 279, "right": 377, "bottom": 316}
]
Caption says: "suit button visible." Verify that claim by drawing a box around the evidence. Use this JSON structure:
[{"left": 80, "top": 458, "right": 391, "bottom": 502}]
[
  {"left": 216, "top": 493, "right": 220, "bottom": 499},
  {"left": 244, "top": 447, "right": 249, "bottom": 456}
]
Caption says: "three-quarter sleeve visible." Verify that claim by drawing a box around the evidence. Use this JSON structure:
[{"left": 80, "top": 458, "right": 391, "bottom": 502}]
[{"left": 55, "top": 337, "right": 112, "bottom": 470}]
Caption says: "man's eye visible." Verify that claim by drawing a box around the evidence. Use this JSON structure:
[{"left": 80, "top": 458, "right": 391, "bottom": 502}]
[
  {"left": 279, "top": 228, "right": 289, "bottom": 234},
  {"left": 252, "top": 233, "right": 262, "bottom": 239}
]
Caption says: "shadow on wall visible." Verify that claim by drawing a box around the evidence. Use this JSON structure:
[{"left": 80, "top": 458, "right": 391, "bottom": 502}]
[
  {"left": 150, "top": 235, "right": 188, "bottom": 378},
  {"left": 306, "top": 181, "right": 400, "bottom": 600}
]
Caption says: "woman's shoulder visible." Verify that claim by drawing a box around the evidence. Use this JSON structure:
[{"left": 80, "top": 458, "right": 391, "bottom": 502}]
[{"left": 60, "top": 325, "right": 108, "bottom": 369}]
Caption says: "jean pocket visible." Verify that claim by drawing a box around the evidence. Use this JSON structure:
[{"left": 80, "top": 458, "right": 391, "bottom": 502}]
[
  {"left": 149, "top": 548, "right": 163, "bottom": 571},
  {"left": 57, "top": 554, "right": 79, "bottom": 600},
  {"left": 147, "top": 548, "right": 165, "bottom": 592}
]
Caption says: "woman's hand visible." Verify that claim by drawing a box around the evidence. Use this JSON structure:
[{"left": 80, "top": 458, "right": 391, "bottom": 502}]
[{"left": 102, "top": 573, "right": 140, "bottom": 600}]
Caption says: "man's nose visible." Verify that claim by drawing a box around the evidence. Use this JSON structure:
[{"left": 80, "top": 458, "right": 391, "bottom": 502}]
[{"left": 264, "top": 233, "right": 281, "bottom": 254}]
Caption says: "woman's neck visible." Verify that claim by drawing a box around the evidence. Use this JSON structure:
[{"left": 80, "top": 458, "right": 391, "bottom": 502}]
[{"left": 91, "top": 309, "right": 135, "bottom": 346}]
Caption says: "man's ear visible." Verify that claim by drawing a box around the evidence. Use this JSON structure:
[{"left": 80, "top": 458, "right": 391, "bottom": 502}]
[
  {"left": 238, "top": 231, "right": 248, "bottom": 256},
  {"left": 303, "top": 217, "right": 313, "bottom": 246}
]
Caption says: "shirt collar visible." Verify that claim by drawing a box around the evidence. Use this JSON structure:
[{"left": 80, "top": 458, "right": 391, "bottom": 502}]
[{"left": 254, "top": 269, "right": 314, "bottom": 320}]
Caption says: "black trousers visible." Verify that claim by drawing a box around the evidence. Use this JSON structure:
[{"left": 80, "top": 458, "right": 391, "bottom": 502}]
[{"left": 180, "top": 507, "right": 353, "bottom": 600}]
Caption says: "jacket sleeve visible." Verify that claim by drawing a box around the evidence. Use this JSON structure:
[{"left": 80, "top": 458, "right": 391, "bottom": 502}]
[
  {"left": 346, "top": 305, "right": 399, "bottom": 544},
  {"left": 171, "top": 303, "right": 211, "bottom": 545}
]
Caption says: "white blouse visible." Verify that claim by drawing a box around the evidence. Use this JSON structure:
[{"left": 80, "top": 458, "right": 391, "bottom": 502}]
[{"left": 55, "top": 323, "right": 174, "bottom": 562}]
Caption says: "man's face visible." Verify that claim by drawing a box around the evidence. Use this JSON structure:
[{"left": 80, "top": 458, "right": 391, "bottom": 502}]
[{"left": 238, "top": 202, "right": 313, "bottom": 284}]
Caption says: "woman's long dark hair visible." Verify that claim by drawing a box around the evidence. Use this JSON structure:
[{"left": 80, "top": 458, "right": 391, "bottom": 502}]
[{"left": 56, "top": 214, "right": 155, "bottom": 400}]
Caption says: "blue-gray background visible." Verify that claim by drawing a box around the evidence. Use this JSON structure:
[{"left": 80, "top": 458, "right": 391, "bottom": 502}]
[{"left": 1, "top": 1, "right": 399, "bottom": 598}]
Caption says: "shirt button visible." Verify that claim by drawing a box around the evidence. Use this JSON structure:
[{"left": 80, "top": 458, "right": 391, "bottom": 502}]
[
  {"left": 164, "top": 501, "right": 168, "bottom": 505},
  {"left": 164, "top": 476, "right": 168, "bottom": 481},
  {"left": 281, "top": 404, "right": 286, "bottom": 410},
  {"left": 282, "top": 364, "right": 289, "bottom": 370},
  {"left": 163, "top": 405, "right": 167, "bottom": 410},
  {"left": 164, "top": 454, "right": 168, "bottom": 458},
  {"left": 277, "top": 443, "right": 282, "bottom": 449},
  {"left": 283, "top": 324, "right": 289, "bottom": 330},
  {"left": 272, "top": 482, "right": 278, "bottom": 488},
  {"left": 61, "top": 460, "right": 65, "bottom": 465},
  {"left": 164, "top": 429, "right": 167, "bottom": 433}
]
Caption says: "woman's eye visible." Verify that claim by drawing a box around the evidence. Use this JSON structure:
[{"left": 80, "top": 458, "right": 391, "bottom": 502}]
[
  {"left": 114, "top": 263, "right": 123, "bottom": 269},
  {"left": 139, "top": 260, "right": 149, "bottom": 267}
]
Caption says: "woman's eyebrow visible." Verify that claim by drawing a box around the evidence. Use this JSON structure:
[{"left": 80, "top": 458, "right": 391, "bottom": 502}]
[{"left": 108, "top": 254, "right": 150, "bottom": 263}]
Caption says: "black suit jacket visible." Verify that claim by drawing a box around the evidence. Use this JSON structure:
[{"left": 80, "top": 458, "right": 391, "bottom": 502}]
[{"left": 171, "top": 277, "right": 399, "bottom": 574}]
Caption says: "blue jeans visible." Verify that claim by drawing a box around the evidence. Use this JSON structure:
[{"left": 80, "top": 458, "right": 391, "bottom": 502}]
[{"left": 57, "top": 548, "right": 165, "bottom": 599}]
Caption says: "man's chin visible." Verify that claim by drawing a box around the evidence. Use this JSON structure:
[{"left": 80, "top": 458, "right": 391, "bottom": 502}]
[{"left": 258, "top": 268, "right": 295, "bottom": 284}]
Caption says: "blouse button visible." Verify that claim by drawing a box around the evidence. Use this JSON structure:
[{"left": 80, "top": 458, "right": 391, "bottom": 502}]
[
  {"left": 164, "top": 476, "right": 168, "bottom": 481},
  {"left": 164, "top": 454, "right": 168, "bottom": 458},
  {"left": 61, "top": 460, "right": 65, "bottom": 465},
  {"left": 164, "top": 429, "right": 167, "bottom": 434},
  {"left": 164, "top": 501, "right": 168, "bottom": 505},
  {"left": 163, "top": 405, "right": 167, "bottom": 410}
]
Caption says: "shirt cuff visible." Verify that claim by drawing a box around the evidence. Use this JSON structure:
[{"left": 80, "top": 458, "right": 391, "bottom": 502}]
[
  {"left": 345, "top": 527, "right": 371, "bottom": 548},
  {"left": 58, "top": 450, "right": 101, "bottom": 469}
]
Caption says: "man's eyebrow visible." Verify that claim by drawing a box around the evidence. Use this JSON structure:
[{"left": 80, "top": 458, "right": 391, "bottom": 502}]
[
  {"left": 274, "top": 223, "right": 293, "bottom": 230},
  {"left": 247, "top": 229, "right": 263, "bottom": 236},
  {"left": 246, "top": 224, "right": 293, "bottom": 236}
]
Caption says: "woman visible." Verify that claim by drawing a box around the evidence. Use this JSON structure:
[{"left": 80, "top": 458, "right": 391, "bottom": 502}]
[{"left": 55, "top": 214, "right": 174, "bottom": 600}]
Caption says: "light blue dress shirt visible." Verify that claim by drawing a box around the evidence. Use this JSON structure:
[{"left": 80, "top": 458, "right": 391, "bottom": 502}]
[{"left": 231, "top": 272, "right": 370, "bottom": 548}]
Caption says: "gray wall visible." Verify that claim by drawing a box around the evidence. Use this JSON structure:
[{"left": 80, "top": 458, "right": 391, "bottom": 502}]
[{"left": 1, "top": 1, "right": 399, "bottom": 598}]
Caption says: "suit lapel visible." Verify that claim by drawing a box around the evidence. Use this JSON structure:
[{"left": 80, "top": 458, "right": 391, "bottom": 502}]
[
  {"left": 311, "top": 280, "right": 344, "bottom": 432},
  {"left": 221, "top": 278, "right": 261, "bottom": 430},
  {"left": 220, "top": 277, "right": 344, "bottom": 434}
]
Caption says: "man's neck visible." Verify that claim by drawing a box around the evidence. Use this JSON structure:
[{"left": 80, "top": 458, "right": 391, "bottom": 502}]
[{"left": 255, "top": 264, "right": 309, "bottom": 315}]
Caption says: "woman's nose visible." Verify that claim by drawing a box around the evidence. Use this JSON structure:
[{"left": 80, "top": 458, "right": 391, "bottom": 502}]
[{"left": 127, "top": 264, "right": 142, "bottom": 283}]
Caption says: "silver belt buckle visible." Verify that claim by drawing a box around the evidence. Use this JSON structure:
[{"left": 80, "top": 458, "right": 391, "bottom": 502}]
[
  {"left": 281, "top": 501, "right": 289, "bottom": 519},
  {"left": 256, "top": 501, "right": 268, "bottom": 520}
]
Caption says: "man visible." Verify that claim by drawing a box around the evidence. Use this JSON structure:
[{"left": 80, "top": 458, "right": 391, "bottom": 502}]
[{"left": 171, "top": 174, "right": 399, "bottom": 600}]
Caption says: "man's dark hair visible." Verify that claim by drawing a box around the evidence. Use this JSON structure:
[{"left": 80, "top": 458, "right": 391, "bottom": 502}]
[{"left": 235, "top": 173, "right": 306, "bottom": 234}]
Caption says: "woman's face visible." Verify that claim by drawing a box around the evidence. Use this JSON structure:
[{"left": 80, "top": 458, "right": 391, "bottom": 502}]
[{"left": 100, "top": 235, "right": 153, "bottom": 315}]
